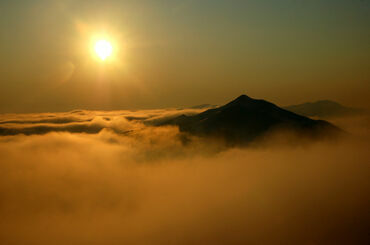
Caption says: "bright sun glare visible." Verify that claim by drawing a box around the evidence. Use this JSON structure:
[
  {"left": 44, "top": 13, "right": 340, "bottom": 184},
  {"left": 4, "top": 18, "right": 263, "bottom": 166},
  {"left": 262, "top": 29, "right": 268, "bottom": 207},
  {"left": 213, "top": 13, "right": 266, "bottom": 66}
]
[{"left": 94, "top": 40, "right": 113, "bottom": 61}]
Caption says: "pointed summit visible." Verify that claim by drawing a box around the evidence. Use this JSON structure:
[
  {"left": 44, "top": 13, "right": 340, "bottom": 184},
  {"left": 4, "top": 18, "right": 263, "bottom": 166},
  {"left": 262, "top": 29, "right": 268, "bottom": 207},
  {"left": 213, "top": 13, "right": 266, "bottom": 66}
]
[
  {"left": 235, "top": 94, "right": 252, "bottom": 101},
  {"left": 221, "top": 94, "right": 274, "bottom": 111},
  {"left": 224, "top": 94, "right": 253, "bottom": 106}
]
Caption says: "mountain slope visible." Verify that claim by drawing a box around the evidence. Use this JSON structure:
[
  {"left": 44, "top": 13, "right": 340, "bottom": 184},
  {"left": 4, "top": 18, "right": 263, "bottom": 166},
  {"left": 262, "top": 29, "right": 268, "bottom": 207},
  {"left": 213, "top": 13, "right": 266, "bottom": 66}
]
[
  {"left": 160, "top": 95, "right": 342, "bottom": 144},
  {"left": 189, "top": 104, "right": 218, "bottom": 109},
  {"left": 284, "top": 100, "right": 363, "bottom": 118}
]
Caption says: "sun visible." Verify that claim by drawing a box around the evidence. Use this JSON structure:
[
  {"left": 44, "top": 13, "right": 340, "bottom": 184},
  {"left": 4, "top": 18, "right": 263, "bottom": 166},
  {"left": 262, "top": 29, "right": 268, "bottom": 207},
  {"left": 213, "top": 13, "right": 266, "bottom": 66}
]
[{"left": 94, "top": 40, "right": 113, "bottom": 61}]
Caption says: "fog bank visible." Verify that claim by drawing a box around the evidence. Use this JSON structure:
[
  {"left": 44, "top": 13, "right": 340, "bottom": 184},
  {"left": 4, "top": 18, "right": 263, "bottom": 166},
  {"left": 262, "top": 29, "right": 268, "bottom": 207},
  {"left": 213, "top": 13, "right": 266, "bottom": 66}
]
[{"left": 0, "top": 111, "right": 369, "bottom": 244}]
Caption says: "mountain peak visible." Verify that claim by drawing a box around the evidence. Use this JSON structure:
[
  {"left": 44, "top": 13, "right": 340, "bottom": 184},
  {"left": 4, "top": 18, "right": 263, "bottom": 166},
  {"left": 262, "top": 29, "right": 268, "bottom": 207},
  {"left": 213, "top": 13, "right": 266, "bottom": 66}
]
[
  {"left": 223, "top": 94, "right": 254, "bottom": 107},
  {"left": 222, "top": 94, "right": 274, "bottom": 110},
  {"left": 234, "top": 94, "right": 252, "bottom": 102}
]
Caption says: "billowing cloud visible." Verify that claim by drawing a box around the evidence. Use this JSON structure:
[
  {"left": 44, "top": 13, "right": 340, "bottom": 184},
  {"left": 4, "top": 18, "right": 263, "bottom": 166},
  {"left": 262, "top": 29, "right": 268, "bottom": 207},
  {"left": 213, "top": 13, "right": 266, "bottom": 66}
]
[{"left": 0, "top": 110, "right": 369, "bottom": 244}]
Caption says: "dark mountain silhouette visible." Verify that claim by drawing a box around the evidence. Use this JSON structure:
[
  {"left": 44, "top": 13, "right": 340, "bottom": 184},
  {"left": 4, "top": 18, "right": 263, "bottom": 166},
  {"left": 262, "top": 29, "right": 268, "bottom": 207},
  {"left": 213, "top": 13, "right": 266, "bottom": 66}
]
[
  {"left": 284, "top": 100, "right": 364, "bottom": 118},
  {"left": 159, "top": 95, "right": 342, "bottom": 144}
]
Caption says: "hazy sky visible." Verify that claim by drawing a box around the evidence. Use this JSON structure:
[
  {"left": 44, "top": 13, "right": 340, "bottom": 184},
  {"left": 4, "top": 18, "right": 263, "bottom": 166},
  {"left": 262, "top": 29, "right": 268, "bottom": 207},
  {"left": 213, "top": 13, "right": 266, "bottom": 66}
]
[{"left": 0, "top": 0, "right": 369, "bottom": 113}]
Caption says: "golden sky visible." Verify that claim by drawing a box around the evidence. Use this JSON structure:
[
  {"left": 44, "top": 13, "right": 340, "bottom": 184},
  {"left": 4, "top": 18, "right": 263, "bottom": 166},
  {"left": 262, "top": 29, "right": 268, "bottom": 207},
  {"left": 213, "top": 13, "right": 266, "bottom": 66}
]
[{"left": 0, "top": 0, "right": 369, "bottom": 112}]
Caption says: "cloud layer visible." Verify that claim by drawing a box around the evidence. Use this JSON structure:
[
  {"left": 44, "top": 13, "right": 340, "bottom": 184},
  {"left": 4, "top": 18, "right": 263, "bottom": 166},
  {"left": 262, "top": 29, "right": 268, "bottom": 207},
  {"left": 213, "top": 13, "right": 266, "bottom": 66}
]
[
  {"left": 0, "top": 110, "right": 369, "bottom": 244},
  {"left": 0, "top": 108, "right": 204, "bottom": 136}
]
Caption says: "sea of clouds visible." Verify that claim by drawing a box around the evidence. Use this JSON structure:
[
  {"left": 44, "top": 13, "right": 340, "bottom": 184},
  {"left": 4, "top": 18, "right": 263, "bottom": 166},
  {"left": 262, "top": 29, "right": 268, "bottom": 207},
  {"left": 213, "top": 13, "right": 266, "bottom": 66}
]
[{"left": 0, "top": 108, "right": 369, "bottom": 244}]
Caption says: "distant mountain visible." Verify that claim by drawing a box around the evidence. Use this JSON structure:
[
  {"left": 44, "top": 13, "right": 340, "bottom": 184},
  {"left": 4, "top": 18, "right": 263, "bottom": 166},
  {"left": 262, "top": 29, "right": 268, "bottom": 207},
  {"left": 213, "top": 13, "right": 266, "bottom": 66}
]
[
  {"left": 284, "top": 100, "right": 363, "bottom": 118},
  {"left": 159, "top": 95, "right": 342, "bottom": 145},
  {"left": 189, "top": 104, "right": 218, "bottom": 109}
]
